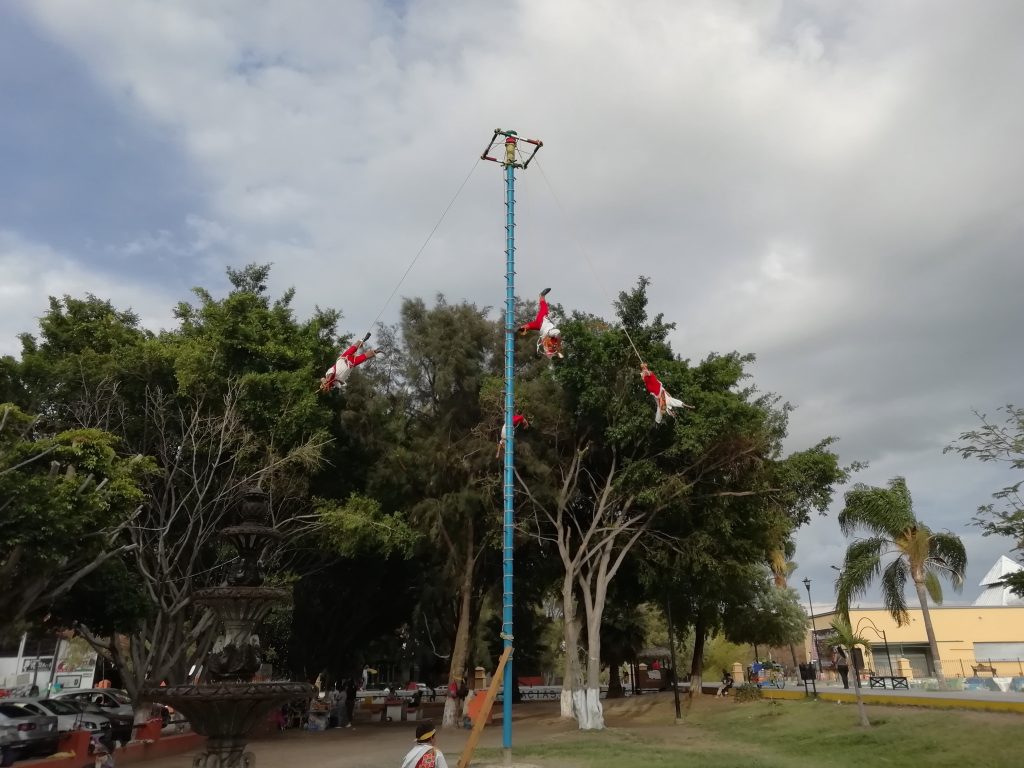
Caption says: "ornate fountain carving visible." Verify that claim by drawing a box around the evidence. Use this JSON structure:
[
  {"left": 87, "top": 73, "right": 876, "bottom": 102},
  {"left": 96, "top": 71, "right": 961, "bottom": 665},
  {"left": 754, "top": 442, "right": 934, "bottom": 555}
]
[{"left": 143, "top": 489, "right": 311, "bottom": 768}]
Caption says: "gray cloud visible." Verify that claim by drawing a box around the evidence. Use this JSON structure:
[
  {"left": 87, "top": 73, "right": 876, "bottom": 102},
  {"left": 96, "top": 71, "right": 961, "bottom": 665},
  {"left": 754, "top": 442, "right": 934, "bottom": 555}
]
[{"left": 6, "top": 0, "right": 1023, "bottom": 603}]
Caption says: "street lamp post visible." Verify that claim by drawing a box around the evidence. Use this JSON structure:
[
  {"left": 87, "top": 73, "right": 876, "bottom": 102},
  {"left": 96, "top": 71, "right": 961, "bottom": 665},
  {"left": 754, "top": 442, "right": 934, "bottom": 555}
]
[
  {"left": 802, "top": 577, "right": 821, "bottom": 673},
  {"left": 856, "top": 617, "right": 894, "bottom": 677}
]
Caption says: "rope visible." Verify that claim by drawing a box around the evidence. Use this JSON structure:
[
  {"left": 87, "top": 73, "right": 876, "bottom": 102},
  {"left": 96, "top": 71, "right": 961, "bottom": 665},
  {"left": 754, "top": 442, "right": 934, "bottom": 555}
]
[
  {"left": 533, "top": 158, "right": 646, "bottom": 366},
  {"left": 365, "top": 158, "right": 481, "bottom": 333}
]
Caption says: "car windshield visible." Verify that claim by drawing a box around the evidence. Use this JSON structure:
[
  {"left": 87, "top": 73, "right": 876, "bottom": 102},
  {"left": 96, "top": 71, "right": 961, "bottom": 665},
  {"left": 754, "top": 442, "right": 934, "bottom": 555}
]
[
  {"left": 106, "top": 691, "right": 131, "bottom": 705},
  {"left": 42, "top": 700, "right": 80, "bottom": 715},
  {"left": 0, "top": 704, "right": 32, "bottom": 717}
]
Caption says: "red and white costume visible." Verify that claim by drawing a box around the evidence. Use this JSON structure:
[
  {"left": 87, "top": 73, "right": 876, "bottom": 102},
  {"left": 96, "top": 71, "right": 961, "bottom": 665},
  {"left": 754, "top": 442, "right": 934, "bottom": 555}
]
[
  {"left": 519, "top": 291, "right": 563, "bottom": 359},
  {"left": 497, "top": 413, "right": 529, "bottom": 457},
  {"left": 640, "top": 364, "right": 692, "bottom": 423},
  {"left": 321, "top": 339, "right": 374, "bottom": 392}
]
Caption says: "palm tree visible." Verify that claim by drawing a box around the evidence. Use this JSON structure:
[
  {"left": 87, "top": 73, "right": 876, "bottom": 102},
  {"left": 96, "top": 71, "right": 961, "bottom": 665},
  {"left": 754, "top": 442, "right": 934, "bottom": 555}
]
[
  {"left": 835, "top": 476, "right": 967, "bottom": 681},
  {"left": 829, "top": 618, "right": 872, "bottom": 728}
]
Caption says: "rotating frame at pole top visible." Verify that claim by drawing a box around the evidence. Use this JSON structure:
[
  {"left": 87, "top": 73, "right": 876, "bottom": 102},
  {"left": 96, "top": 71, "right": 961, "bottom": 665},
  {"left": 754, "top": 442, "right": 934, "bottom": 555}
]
[{"left": 480, "top": 128, "right": 543, "bottom": 168}]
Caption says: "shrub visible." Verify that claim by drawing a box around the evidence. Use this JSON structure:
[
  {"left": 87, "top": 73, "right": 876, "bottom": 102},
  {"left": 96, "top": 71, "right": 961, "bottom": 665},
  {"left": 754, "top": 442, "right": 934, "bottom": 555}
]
[{"left": 734, "top": 683, "right": 763, "bottom": 702}]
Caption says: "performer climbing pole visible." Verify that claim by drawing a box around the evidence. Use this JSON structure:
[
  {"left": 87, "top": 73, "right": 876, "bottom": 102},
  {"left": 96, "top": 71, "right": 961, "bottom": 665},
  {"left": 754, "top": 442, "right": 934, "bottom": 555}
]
[
  {"left": 479, "top": 127, "right": 542, "bottom": 760},
  {"left": 496, "top": 413, "right": 529, "bottom": 458}
]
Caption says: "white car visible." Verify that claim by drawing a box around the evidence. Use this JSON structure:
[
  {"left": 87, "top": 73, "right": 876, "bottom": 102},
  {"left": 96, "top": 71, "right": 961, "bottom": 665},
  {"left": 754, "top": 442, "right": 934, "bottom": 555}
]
[
  {"left": 0, "top": 702, "right": 59, "bottom": 766},
  {"left": 53, "top": 689, "right": 135, "bottom": 720},
  {"left": 7, "top": 698, "right": 112, "bottom": 742}
]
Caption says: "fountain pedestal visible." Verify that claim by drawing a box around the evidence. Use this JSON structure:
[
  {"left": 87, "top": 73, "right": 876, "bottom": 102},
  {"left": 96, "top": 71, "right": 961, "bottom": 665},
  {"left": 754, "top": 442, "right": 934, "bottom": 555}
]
[{"left": 143, "top": 490, "right": 312, "bottom": 768}]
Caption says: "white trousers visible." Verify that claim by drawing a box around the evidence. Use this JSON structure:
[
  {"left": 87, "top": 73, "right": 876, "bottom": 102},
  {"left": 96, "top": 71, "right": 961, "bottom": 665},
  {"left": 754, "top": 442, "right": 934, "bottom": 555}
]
[
  {"left": 326, "top": 357, "right": 354, "bottom": 390},
  {"left": 651, "top": 391, "right": 684, "bottom": 423},
  {"left": 539, "top": 316, "right": 558, "bottom": 339}
]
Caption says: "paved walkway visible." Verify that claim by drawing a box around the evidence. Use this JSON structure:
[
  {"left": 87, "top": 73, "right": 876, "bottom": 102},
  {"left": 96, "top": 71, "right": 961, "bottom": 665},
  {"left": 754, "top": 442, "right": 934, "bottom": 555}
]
[{"left": 135, "top": 707, "right": 566, "bottom": 768}]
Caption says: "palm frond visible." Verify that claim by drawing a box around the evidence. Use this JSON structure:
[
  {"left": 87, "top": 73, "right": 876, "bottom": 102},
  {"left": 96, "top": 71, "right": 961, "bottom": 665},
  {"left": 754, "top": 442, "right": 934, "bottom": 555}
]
[
  {"left": 888, "top": 476, "right": 914, "bottom": 517},
  {"left": 829, "top": 617, "right": 871, "bottom": 650},
  {"left": 836, "top": 537, "right": 885, "bottom": 619},
  {"left": 929, "top": 532, "right": 968, "bottom": 591},
  {"left": 838, "top": 477, "right": 916, "bottom": 539},
  {"left": 881, "top": 556, "right": 911, "bottom": 625},
  {"left": 923, "top": 568, "right": 944, "bottom": 604}
]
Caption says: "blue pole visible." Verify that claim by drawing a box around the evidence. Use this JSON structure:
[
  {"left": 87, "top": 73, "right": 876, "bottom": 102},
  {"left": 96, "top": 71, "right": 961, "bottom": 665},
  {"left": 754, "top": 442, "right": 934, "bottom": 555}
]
[{"left": 501, "top": 143, "right": 516, "bottom": 754}]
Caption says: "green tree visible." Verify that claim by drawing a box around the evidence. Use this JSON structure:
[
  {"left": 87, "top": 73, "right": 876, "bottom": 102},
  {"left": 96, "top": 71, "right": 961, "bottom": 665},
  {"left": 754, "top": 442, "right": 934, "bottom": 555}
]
[
  {"left": 10, "top": 266, "right": 345, "bottom": 711},
  {"left": 518, "top": 278, "right": 848, "bottom": 727},
  {"left": 835, "top": 476, "right": 967, "bottom": 681},
  {"left": 723, "top": 577, "right": 808, "bottom": 658},
  {"left": 0, "top": 403, "right": 153, "bottom": 632},
  {"left": 599, "top": 570, "right": 650, "bottom": 699},
  {"left": 644, "top": 438, "right": 849, "bottom": 706},
  {"left": 946, "top": 405, "right": 1024, "bottom": 596},
  {"left": 367, "top": 296, "right": 503, "bottom": 726},
  {"left": 829, "top": 617, "right": 872, "bottom": 727},
  {"left": 701, "top": 634, "right": 750, "bottom": 677}
]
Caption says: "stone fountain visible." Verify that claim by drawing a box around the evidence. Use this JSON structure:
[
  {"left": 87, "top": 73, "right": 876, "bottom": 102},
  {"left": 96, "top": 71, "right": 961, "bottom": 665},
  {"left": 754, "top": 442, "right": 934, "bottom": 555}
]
[{"left": 143, "top": 489, "right": 312, "bottom": 768}]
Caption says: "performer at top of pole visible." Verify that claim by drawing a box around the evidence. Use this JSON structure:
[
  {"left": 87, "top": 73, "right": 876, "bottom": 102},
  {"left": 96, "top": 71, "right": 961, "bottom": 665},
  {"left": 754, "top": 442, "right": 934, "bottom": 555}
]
[{"left": 504, "top": 131, "right": 518, "bottom": 166}]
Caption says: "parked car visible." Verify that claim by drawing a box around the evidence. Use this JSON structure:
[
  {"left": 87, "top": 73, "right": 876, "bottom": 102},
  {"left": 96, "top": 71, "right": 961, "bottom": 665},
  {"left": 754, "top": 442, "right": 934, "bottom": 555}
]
[
  {"left": 0, "top": 703, "right": 59, "bottom": 766},
  {"left": 53, "top": 689, "right": 133, "bottom": 719},
  {"left": 58, "top": 701, "right": 132, "bottom": 747},
  {"left": 55, "top": 688, "right": 170, "bottom": 728},
  {"left": 6, "top": 698, "right": 112, "bottom": 744}
]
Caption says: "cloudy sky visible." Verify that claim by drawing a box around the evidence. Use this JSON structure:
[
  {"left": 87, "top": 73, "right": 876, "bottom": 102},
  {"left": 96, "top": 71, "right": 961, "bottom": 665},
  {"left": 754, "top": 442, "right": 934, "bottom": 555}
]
[{"left": 3, "top": 1, "right": 1022, "bottom": 607}]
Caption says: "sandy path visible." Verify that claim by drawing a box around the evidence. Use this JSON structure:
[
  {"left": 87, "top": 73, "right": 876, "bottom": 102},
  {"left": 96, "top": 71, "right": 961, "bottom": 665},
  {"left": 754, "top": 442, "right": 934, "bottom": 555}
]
[{"left": 139, "top": 703, "right": 574, "bottom": 768}]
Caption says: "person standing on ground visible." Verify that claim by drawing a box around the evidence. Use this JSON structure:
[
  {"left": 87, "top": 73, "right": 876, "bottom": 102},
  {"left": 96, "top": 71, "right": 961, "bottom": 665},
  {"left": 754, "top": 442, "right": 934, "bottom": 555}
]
[
  {"left": 344, "top": 678, "right": 357, "bottom": 728},
  {"left": 832, "top": 646, "right": 850, "bottom": 689},
  {"left": 327, "top": 683, "right": 342, "bottom": 728},
  {"left": 401, "top": 721, "right": 449, "bottom": 768},
  {"left": 336, "top": 682, "right": 348, "bottom": 727},
  {"left": 456, "top": 677, "right": 470, "bottom": 728}
]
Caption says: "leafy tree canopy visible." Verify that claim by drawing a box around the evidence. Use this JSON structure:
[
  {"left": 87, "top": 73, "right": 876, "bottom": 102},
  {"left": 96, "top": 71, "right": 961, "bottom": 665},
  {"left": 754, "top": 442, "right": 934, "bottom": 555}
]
[
  {"left": 0, "top": 403, "right": 155, "bottom": 630},
  {"left": 946, "top": 405, "right": 1024, "bottom": 596}
]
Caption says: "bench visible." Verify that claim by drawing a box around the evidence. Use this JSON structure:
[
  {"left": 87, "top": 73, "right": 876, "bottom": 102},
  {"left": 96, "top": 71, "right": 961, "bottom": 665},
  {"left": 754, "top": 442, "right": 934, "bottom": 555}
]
[
  {"left": 972, "top": 664, "right": 997, "bottom": 677},
  {"left": 868, "top": 676, "right": 909, "bottom": 690}
]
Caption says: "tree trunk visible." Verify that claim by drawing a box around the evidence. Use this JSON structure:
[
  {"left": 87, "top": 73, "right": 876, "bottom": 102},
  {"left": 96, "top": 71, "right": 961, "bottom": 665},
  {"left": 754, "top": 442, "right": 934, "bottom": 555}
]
[
  {"left": 560, "top": 581, "right": 581, "bottom": 720},
  {"left": 607, "top": 658, "right": 623, "bottom": 698},
  {"left": 443, "top": 529, "right": 475, "bottom": 727},
  {"left": 577, "top": 612, "right": 604, "bottom": 730},
  {"left": 133, "top": 704, "right": 154, "bottom": 727},
  {"left": 913, "top": 577, "right": 945, "bottom": 682},
  {"left": 850, "top": 654, "right": 871, "bottom": 727},
  {"left": 687, "top": 617, "right": 707, "bottom": 705}
]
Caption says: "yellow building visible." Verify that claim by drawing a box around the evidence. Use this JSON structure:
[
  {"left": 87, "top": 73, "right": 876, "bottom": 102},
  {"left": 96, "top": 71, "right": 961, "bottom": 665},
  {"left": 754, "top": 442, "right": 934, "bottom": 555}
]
[{"left": 806, "top": 557, "right": 1024, "bottom": 680}]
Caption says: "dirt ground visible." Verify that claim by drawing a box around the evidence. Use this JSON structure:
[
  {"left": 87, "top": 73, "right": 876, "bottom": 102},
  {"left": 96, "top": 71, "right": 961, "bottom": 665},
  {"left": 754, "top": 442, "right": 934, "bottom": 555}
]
[
  {"left": 125, "top": 693, "right": 1024, "bottom": 768},
  {"left": 138, "top": 701, "right": 576, "bottom": 768}
]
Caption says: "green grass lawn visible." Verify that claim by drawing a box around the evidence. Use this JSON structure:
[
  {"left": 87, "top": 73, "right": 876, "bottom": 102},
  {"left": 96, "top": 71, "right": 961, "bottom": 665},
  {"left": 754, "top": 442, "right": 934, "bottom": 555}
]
[{"left": 476, "top": 697, "right": 1021, "bottom": 768}]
